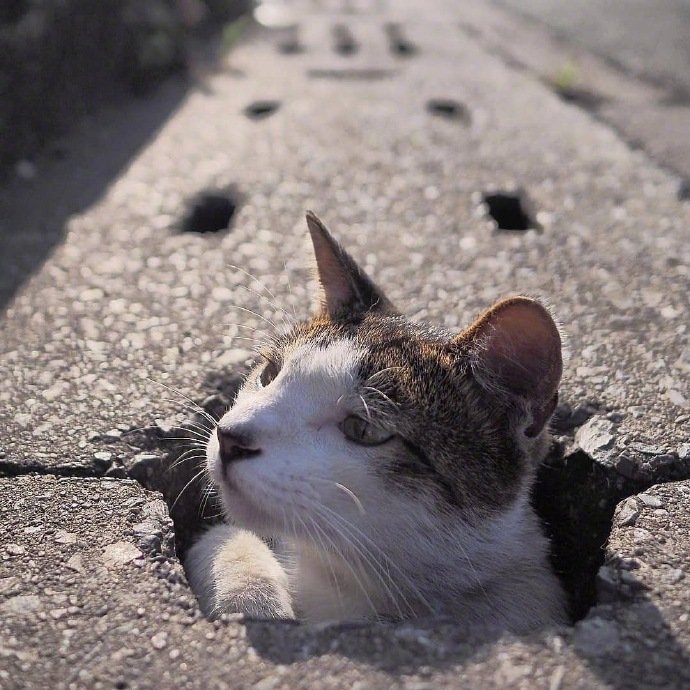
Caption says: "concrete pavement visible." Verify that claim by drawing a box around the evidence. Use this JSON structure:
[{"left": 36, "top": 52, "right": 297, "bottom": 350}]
[
  {"left": 462, "top": 0, "right": 690, "bottom": 181},
  {"left": 1, "top": 0, "right": 689, "bottom": 686}
]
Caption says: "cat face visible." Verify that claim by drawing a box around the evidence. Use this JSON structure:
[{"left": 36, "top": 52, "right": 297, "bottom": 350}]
[{"left": 207, "top": 213, "right": 562, "bottom": 546}]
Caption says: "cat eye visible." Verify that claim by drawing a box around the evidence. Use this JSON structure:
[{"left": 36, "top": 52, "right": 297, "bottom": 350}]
[
  {"left": 340, "top": 415, "right": 393, "bottom": 446},
  {"left": 259, "top": 359, "right": 280, "bottom": 387}
]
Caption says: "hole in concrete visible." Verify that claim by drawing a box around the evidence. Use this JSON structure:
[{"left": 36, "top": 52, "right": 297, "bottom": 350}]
[
  {"left": 307, "top": 68, "right": 395, "bottom": 80},
  {"left": 244, "top": 100, "right": 281, "bottom": 120},
  {"left": 332, "top": 24, "right": 358, "bottom": 55},
  {"left": 278, "top": 25, "right": 303, "bottom": 54},
  {"left": 678, "top": 179, "right": 690, "bottom": 202},
  {"left": 278, "top": 39, "right": 303, "bottom": 54},
  {"left": 532, "top": 444, "right": 649, "bottom": 621},
  {"left": 482, "top": 190, "right": 538, "bottom": 231},
  {"left": 124, "top": 371, "right": 653, "bottom": 627},
  {"left": 426, "top": 98, "right": 471, "bottom": 124},
  {"left": 552, "top": 84, "right": 607, "bottom": 111},
  {"left": 182, "top": 190, "right": 238, "bottom": 234},
  {"left": 384, "top": 23, "right": 417, "bottom": 57},
  {"left": 122, "top": 373, "right": 246, "bottom": 557}
]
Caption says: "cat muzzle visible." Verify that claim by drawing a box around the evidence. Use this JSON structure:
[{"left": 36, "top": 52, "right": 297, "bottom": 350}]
[{"left": 216, "top": 426, "right": 261, "bottom": 466}]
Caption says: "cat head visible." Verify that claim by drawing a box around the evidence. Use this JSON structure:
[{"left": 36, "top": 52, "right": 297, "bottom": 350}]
[{"left": 206, "top": 213, "right": 561, "bottom": 542}]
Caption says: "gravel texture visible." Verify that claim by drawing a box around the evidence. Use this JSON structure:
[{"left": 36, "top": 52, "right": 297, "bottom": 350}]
[{"left": 0, "top": 0, "right": 688, "bottom": 686}]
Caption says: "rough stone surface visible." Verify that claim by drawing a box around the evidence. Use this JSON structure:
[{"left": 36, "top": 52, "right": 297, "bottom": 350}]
[
  {"left": 1, "top": 477, "right": 689, "bottom": 688},
  {"left": 0, "top": 0, "right": 689, "bottom": 686}
]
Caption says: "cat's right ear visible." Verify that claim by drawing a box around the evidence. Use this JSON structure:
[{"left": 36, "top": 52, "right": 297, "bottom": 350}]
[
  {"left": 306, "top": 211, "right": 394, "bottom": 319},
  {"left": 456, "top": 296, "right": 562, "bottom": 438}
]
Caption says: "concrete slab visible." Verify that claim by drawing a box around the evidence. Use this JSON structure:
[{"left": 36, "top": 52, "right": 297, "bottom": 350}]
[
  {"left": 496, "top": 0, "right": 690, "bottom": 93},
  {"left": 0, "top": 0, "right": 687, "bottom": 480},
  {"left": 1, "top": 476, "right": 689, "bottom": 688},
  {"left": 460, "top": 0, "right": 690, "bottom": 180},
  {"left": 0, "top": 0, "right": 689, "bottom": 686}
]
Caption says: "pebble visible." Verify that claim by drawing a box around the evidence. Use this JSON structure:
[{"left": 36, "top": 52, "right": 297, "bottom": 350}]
[
  {"left": 54, "top": 530, "right": 77, "bottom": 545},
  {"left": 6, "top": 543, "right": 26, "bottom": 556},
  {"left": 1, "top": 595, "right": 41, "bottom": 616},
  {"left": 575, "top": 417, "right": 615, "bottom": 460},
  {"left": 130, "top": 453, "right": 160, "bottom": 471},
  {"left": 629, "top": 442, "right": 664, "bottom": 455},
  {"left": 638, "top": 494, "right": 663, "bottom": 508},
  {"left": 155, "top": 418, "right": 177, "bottom": 435},
  {"left": 151, "top": 632, "right": 168, "bottom": 650},
  {"left": 102, "top": 542, "right": 143, "bottom": 567},
  {"left": 93, "top": 451, "right": 113, "bottom": 466},
  {"left": 66, "top": 554, "right": 84, "bottom": 573},
  {"left": 613, "top": 454, "right": 637, "bottom": 479},
  {"left": 666, "top": 569, "right": 685, "bottom": 584},
  {"left": 616, "top": 498, "right": 640, "bottom": 527}
]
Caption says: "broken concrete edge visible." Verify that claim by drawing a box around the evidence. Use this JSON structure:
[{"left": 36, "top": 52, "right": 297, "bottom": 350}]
[
  {"left": 2, "top": 473, "right": 689, "bottom": 688},
  {"left": 1, "top": 418, "right": 687, "bottom": 622}
]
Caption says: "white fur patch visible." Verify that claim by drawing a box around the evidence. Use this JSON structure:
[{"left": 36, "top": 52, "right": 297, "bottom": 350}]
[{"left": 206, "top": 339, "right": 367, "bottom": 532}]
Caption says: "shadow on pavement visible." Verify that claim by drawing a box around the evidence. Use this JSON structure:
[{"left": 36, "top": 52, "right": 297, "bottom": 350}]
[
  {"left": 240, "top": 589, "right": 688, "bottom": 684},
  {"left": 0, "top": 77, "right": 188, "bottom": 312}
]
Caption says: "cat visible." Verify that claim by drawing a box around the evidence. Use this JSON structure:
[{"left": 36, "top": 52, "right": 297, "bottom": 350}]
[{"left": 185, "top": 211, "right": 567, "bottom": 630}]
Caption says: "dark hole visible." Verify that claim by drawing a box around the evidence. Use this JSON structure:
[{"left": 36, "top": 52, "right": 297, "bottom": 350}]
[
  {"left": 426, "top": 98, "right": 471, "bottom": 124},
  {"left": 278, "top": 26, "right": 303, "bottom": 54},
  {"left": 332, "top": 24, "right": 358, "bottom": 56},
  {"left": 383, "top": 23, "right": 417, "bottom": 57},
  {"left": 658, "top": 85, "right": 690, "bottom": 107},
  {"left": 121, "top": 373, "right": 245, "bottom": 556},
  {"left": 307, "top": 68, "right": 394, "bottom": 81},
  {"left": 678, "top": 179, "right": 690, "bottom": 201},
  {"left": 553, "top": 85, "right": 607, "bottom": 111},
  {"left": 533, "top": 445, "right": 650, "bottom": 621},
  {"left": 123, "top": 370, "right": 650, "bottom": 627},
  {"left": 279, "top": 40, "right": 303, "bottom": 54},
  {"left": 182, "top": 191, "right": 237, "bottom": 234},
  {"left": 482, "top": 191, "right": 537, "bottom": 231},
  {"left": 244, "top": 100, "right": 281, "bottom": 120}
]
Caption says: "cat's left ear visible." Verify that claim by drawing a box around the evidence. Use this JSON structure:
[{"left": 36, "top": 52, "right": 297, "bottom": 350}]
[
  {"left": 306, "top": 211, "right": 395, "bottom": 319},
  {"left": 456, "top": 296, "right": 562, "bottom": 437}
]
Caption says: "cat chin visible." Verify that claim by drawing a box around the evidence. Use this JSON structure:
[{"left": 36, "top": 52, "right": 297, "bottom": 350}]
[{"left": 218, "top": 483, "right": 281, "bottom": 538}]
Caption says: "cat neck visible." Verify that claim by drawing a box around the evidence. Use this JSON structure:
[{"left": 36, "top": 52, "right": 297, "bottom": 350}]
[{"left": 287, "top": 492, "right": 556, "bottom": 625}]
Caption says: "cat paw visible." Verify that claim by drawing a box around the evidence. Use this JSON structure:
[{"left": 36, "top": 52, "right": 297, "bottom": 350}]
[{"left": 185, "top": 523, "right": 294, "bottom": 620}]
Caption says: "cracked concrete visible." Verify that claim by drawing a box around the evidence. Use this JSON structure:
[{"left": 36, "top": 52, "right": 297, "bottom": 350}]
[{"left": 0, "top": 0, "right": 689, "bottom": 687}]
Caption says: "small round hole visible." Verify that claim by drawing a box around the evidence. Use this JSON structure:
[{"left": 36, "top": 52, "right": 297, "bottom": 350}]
[
  {"left": 182, "top": 192, "right": 237, "bottom": 234},
  {"left": 244, "top": 100, "right": 281, "bottom": 120},
  {"left": 482, "top": 191, "right": 538, "bottom": 231},
  {"left": 426, "top": 98, "right": 471, "bottom": 124}
]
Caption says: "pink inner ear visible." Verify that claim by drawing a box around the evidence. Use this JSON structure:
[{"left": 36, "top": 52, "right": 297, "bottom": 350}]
[{"left": 465, "top": 297, "right": 562, "bottom": 436}]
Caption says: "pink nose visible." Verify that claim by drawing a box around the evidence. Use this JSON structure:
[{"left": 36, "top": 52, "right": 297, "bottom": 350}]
[{"left": 216, "top": 426, "right": 261, "bottom": 466}]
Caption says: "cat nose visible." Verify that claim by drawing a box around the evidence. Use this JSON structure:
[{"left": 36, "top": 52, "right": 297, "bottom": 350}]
[{"left": 216, "top": 426, "right": 261, "bottom": 466}]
